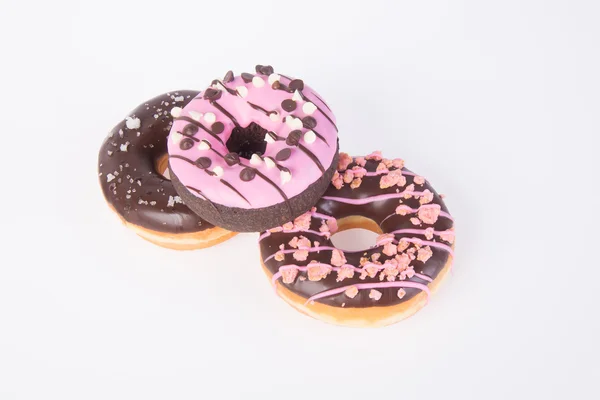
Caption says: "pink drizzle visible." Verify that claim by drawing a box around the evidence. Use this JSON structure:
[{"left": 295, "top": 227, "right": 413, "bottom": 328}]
[{"left": 305, "top": 281, "right": 431, "bottom": 305}]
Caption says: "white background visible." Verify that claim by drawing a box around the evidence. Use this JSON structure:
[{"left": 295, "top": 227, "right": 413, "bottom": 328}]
[{"left": 1, "top": 0, "right": 599, "bottom": 399}]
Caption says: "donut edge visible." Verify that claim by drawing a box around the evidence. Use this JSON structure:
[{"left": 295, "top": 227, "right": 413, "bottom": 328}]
[{"left": 169, "top": 143, "right": 340, "bottom": 232}]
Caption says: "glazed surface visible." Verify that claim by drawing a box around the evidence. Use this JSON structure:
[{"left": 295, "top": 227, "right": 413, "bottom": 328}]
[
  {"left": 259, "top": 152, "right": 455, "bottom": 308},
  {"left": 167, "top": 66, "right": 338, "bottom": 210},
  {"left": 98, "top": 91, "right": 215, "bottom": 234}
]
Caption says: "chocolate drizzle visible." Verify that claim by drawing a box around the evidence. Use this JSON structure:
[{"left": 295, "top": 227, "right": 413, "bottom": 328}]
[
  {"left": 220, "top": 179, "right": 251, "bottom": 205},
  {"left": 210, "top": 101, "right": 240, "bottom": 127},
  {"left": 97, "top": 90, "right": 214, "bottom": 234},
  {"left": 247, "top": 101, "right": 274, "bottom": 117},
  {"left": 175, "top": 116, "right": 225, "bottom": 145}
]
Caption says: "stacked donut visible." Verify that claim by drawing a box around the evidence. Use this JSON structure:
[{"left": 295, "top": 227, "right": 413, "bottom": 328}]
[{"left": 98, "top": 65, "right": 455, "bottom": 327}]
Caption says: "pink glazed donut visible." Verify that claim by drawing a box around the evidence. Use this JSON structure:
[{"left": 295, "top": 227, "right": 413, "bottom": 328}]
[{"left": 167, "top": 65, "right": 340, "bottom": 232}]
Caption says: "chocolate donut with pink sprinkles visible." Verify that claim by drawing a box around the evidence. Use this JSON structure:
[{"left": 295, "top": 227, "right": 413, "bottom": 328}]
[{"left": 167, "top": 65, "right": 339, "bottom": 232}]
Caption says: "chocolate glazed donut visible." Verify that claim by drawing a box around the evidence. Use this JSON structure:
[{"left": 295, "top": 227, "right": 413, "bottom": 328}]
[
  {"left": 259, "top": 152, "right": 455, "bottom": 327},
  {"left": 98, "top": 91, "right": 237, "bottom": 250}
]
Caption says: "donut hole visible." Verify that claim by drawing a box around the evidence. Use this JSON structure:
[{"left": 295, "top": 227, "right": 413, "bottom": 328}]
[
  {"left": 329, "top": 216, "right": 383, "bottom": 252},
  {"left": 226, "top": 122, "right": 267, "bottom": 159},
  {"left": 154, "top": 153, "right": 171, "bottom": 180}
]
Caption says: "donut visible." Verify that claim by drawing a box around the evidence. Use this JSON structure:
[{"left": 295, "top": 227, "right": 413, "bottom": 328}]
[
  {"left": 98, "top": 91, "right": 237, "bottom": 250},
  {"left": 167, "top": 65, "right": 339, "bottom": 232},
  {"left": 258, "top": 151, "right": 455, "bottom": 327}
]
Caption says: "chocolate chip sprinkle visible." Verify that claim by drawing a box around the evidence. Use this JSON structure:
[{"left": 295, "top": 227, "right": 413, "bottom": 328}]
[
  {"left": 224, "top": 152, "right": 240, "bottom": 166},
  {"left": 195, "top": 157, "right": 212, "bottom": 169},
  {"left": 212, "top": 122, "right": 225, "bottom": 134},
  {"left": 302, "top": 116, "right": 317, "bottom": 129},
  {"left": 286, "top": 130, "right": 302, "bottom": 146},
  {"left": 275, "top": 148, "right": 292, "bottom": 161},
  {"left": 281, "top": 99, "right": 297, "bottom": 112},
  {"left": 223, "top": 70, "right": 234, "bottom": 83},
  {"left": 180, "top": 138, "right": 195, "bottom": 150},
  {"left": 255, "top": 65, "right": 274, "bottom": 75},
  {"left": 289, "top": 79, "right": 304, "bottom": 91},
  {"left": 203, "top": 88, "right": 222, "bottom": 101},
  {"left": 241, "top": 73, "right": 254, "bottom": 83},
  {"left": 182, "top": 124, "right": 199, "bottom": 136},
  {"left": 240, "top": 167, "right": 256, "bottom": 182}
]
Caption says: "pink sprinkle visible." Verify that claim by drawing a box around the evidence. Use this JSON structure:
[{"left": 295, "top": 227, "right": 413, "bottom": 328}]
[
  {"left": 371, "top": 253, "right": 381, "bottom": 262},
  {"left": 383, "top": 242, "right": 398, "bottom": 256},
  {"left": 343, "top": 169, "right": 354, "bottom": 183},
  {"left": 417, "top": 246, "right": 433, "bottom": 262},
  {"left": 396, "top": 205, "right": 412, "bottom": 215},
  {"left": 392, "top": 158, "right": 405, "bottom": 169},
  {"left": 354, "top": 156, "right": 367, "bottom": 167},
  {"left": 293, "top": 250, "right": 309, "bottom": 261},
  {"left": 418, "top": 204, "right": 442, "bottom": 224},
  {"left": 410, "top": 217, "right": 421, "bottom": 225},
  {"left": 331, "top": 170, "right": 344, "bottom": 189},
  {"left": 274, "top": 251, "right": 285, "bottom": 261},
  {"left": 404, "top": 184, "right": 415, "bottom": 198},
  {"left": 345, "top": 286, "right": 359, "bottom": 298},
  {"left": 281, "top": 267, "right": 298, "bottom": 284},
  {"left": 364, "top": 264, "right": 380, "bottom": 278},
  {"left": 369, "top": 289, "right": 382, "bottom": 300},
  {"left": 366, "top": 150, "right": 383, "bottom": 161},
  {"left": 397, "top": 239, "right": 410, "bottom": 252},
  {"left": 297, "top": 236, "right": 311, "bottom": 249},
  {"left": 288, "top": 236, "right": 299, "bottom": 248},
  {"left": 376, "top": 162, "right": 388, "bottom": 172},
  {"left": 414, "top": 176, "right": 425, "bottom": 185},
  {"left": 383, "top": 158, "right": 393, "bottom": 168},
  {"left": 331, "top": 249, "right": 347, "bottom": 267},
  {"left": 419, "top": 189, "right": 434, "bottom": 205},
  {"left": 396, "top": 253, "right": 411, "bottom": 269},
  {"left": 397, "top": 288, "right": 406, "bottom": 299},
  {"left": 379, "top": 174, "right": 395, "bottom": 189},
  {"left": 337, "top": 152, "right": 353, "bottom": 171}
]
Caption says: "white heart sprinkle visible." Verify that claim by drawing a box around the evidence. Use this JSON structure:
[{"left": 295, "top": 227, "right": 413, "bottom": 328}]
[
  {"left": 198, "top": 140, "right": 210, "bottom": 150},
  {"left": 120, "top": 142, "right": 129, "bottom": 152},
  {"left": 250, "top": 154, "right": 263, "bottom": 166},
  {"left": 280, "top": 170, "right": 292, "bottom": 184},
  {"left": 204, "top": 112, "right": 216, "bottom": 123},
  {"left": 264, "top": 133, "right": 275, "bottom": 143},
  {"left": 236, "top": 86, "right": 248, "bottom": 98},
  {"left": 252, "top": 76, "right": 265, "bottom": 88},
  {"left": 292, "top": 90, "right": 302, "bottom": 102},
  {"left": 106, "top": 173, "right": 115, "bottom": 182},
  {"left": 125, "top": 117, "right": 141, "bottom": 130},
  {"left": 170, "top": 107, "right": 182, "bottom": 118},
  {"left": 269, "top": 112, "right": 280, "bottom": 122},
  {"left": 264, "top": 157, "right": 276, "bottom": 169},
  {"left": 189, "top": 111, "right": 202, "bottom": 121},
  {"left": 302, "top": 102, "right": 317, "bottom": 115},
  {"left": 171, "top": 131, "right": 183, "bottom": 144},
  {"left": 268, "top": 73, "right": 281, "bottom": 85},
  {"left": 212, "top": 166, "right": 224, "bottom": 177},
  {"left": 304, "top": 130, "right": 316, "bottom": 144}
]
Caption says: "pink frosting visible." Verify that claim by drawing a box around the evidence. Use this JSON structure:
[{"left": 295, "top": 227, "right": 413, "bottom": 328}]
[{"left": 167, "top": 70, "right": 338, "bottom": 209}]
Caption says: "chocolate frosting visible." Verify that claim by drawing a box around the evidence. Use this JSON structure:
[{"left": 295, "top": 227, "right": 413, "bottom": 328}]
[
  {"left": 98, "top": 91, "right": 215, "bottom": 234},
  {"left": 260, "top": 157, "right": 454, "bottom": 308}
]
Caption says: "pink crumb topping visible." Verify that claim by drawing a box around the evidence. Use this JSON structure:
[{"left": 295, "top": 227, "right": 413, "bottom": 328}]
[
  {"left": 343, "top": 170, "right": 354, "bottom": 183},
  {"left": 337, "top": 265, "right": 355, "bottom": 282},
  {"left": 293, "top": 250, "right": 309, "bottom": 261},
  {"left": 288, "top": 236, "right": 299, "bottom": 248},
  {"left": 383, "top": 242, "right": 398, "bottom": 256},
  {"left": 297, "top": 236, "right": 311, "bottom": 249},
  {"left": 371, "top": 253, "right": 381, "bottom": 262},
  {"left": 383, "top": 158, "right": 393, "bottom": 168},
  {"left": 350, "top": 178, "right": 362, "bottom": 189},
  {"left": 331, "top": 170, "right": 344, "bottom": 189},
  {"left": 281, "top": 267, "right": 298, "bottom": 284},
  {"left": 397, "top": 239, "right": 410, "bottom": 252},
  {"left": 392, "top": 158, "right": 405, "bottom": 169},
  {"left": 440, "top": 230, "right": 455, "bottom": 244},
  {"left": 337, "top": 152, "right": 353, "bottom": 171},
  {"left": 396, "top": 253, "right": 411, "bottom": 269},
  {"left": 417, "top": 246, "right": 433, "bottom": 262},
  {"left": 414, "top": 176, "right": 425, "bottom": 185},
  {"left": 376, "top": 162, "right": 388, "bottom": 172},
  {"left": 307, "top": 262, "right": 332, "bottom": 281},
  {"left": 313, "top": 241, "right": 320, "bottom": 247},
  {"left": 330, "top": 249, "right": 347, "bottom": 267},
  {"left": 369, "top": 289, "right": 382, "bottom": 300},
  {"left": 425, "top": 227, "right": 435, "bottom": 240},
  {"left": 354, "top": 156, "right": 367, "bottom": 167},
  {"left": 397, "top": 288, "right": 406, "bottom": 299},
  {"left": 274, "top": 251, "right": 285, "bottom": 261},
  {"left": 351, "top": 166, "right": 367, "bottom": 178},
  {"left": 366, "top": 151, "right": 383, "bottom": 161},
  {"left": 418, "top": 204, "right": 442, "bottom": 224},
  {"left": 419, "top": 189, "right": 434, "bottom": 204},
  {"left": 282, "top": 222, "right": 294, "bottom": 231},
  {"left": 410, "top": 217, "right": 421, "bottom": 225},
  {"left": 396, "top": 204, "right": 412, "bottom": 215},
  {"left": 345, "top": 286, "right": 359, "bottom": 298},
  {"left": 293, "top": 212, "right": 312, "bottom": 231}
]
